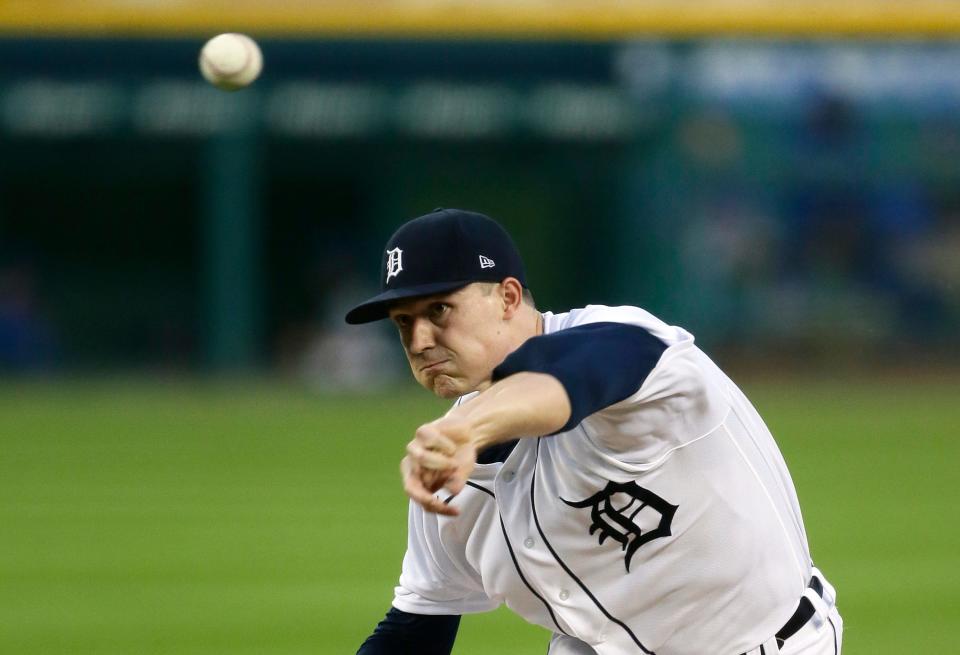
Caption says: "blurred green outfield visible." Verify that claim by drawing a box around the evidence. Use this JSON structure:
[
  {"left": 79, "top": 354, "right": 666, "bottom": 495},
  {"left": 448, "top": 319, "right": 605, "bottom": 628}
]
[{"left": 1, "top": 376, "right": 957, "bottom": 654}]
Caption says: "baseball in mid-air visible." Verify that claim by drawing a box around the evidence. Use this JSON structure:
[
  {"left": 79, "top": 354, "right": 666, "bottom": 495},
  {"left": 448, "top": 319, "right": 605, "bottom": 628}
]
[{"left": 199, "top": 33, "right": 262, "bottom": 91}]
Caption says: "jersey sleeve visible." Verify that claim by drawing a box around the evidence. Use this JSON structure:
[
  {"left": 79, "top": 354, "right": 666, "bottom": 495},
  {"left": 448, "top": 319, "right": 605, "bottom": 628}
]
[
  {"left": 356, "top": 607, "right": 460, "bottom": 655},
  {"left": 492, "top": 305, "right": 726, "bottom": 461},
  {"left": 491, "top": 319, "right": 667, "bottom": 433},
  {"left": 392, "top": 500, "right": 500, "bottom": 616}
]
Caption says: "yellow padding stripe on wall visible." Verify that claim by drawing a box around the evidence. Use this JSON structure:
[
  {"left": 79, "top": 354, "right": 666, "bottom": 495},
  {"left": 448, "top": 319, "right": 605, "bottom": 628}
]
[{"left": 4, "top": 1, "right": 960, "bottom": 38}]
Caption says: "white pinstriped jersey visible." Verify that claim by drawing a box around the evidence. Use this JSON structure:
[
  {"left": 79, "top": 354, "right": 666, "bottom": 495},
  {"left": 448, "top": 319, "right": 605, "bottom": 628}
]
[{"left": 392, "top": 305, "right": 816, "bottom": 655}]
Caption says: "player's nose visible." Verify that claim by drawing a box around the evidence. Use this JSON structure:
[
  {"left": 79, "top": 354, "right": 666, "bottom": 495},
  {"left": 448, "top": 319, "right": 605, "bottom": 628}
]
[{"left": 408, "top": 317, "right": 436, "bottom": 354}]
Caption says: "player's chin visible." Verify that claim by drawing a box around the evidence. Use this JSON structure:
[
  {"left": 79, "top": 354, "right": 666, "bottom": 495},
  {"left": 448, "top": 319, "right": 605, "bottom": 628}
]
[{"left": 428, "top": 374, "right": 465, "bottom": 399}]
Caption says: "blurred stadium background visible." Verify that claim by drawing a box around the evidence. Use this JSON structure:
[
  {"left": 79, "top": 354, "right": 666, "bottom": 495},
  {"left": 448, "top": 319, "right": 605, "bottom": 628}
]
[{"left": 1, "top": 2, "right": 958, "bottom": 654}]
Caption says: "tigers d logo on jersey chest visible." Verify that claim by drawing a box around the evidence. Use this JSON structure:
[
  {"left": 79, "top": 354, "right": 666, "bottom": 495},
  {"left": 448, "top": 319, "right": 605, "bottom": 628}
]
[{"left": 561, "top": 481, "right": 678, "bottom": 573}]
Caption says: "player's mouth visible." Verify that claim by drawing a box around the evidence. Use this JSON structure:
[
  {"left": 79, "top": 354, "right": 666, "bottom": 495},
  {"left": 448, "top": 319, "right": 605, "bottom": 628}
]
[{"left": 419, "top": 359, "right": 449, "bottom": 373}]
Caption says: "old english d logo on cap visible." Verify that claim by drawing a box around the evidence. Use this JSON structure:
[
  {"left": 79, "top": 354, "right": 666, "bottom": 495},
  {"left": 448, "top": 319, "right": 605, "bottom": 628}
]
[
  {"left": 385, "top": 247, "right": 403, "bottom": 283},
  {"left": 344, "top": 208, "right": 527, "bottom": 324}
]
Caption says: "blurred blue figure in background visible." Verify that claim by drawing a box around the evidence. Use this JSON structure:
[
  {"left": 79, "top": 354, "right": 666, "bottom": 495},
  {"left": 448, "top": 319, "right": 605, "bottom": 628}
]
[
  {"left": 784, "top": 92, "right": 948, "bottom": 347},
  {"left": 866, "top": 181, "right": 949, "bottom": 339},
  {"left": 0, "top": 258, "right": 57, "bottom": 373}
]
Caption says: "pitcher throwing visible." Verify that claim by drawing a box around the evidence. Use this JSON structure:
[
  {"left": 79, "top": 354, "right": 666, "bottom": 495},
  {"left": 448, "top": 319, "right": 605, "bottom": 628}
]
[{"left": 347, "top": 208, "right": 842, "bottom": 655}]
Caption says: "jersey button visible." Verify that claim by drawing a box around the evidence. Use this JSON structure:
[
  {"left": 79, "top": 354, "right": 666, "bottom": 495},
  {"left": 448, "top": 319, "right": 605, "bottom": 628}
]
[
  {"left": 559, "top": 589, "right": 570, "bottom": 601},
  {"left": 523, "top": 537, "right": 534, "bottom": 548},
  {"left": 502, "top": 470, "right": 515, "bottom": 482}
]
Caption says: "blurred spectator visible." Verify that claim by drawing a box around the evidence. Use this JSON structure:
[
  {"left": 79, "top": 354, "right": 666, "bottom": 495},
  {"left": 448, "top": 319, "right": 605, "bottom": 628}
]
[
  {"left": 671, "top": 109, "right": 782, "bottom": 346},
  {"left": 0, "top": 260, "right": 58, "bottom": 373},
  {"left": 669, "top": 91, "right": 956, "bottom": 359},
  {"left": 273, "top": 238, "right": 403, "bottom": 392},
  {"left": 783, "top": 93, "right": 948, "bottom": 345},
  {"left": 295, "top": 273, "right": 403, "bottom": 392}
]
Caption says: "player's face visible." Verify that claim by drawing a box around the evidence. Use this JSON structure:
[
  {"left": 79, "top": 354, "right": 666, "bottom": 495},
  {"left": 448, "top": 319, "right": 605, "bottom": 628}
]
[{"left": 388, "top": 284, "right": 515, "bottom": 398}]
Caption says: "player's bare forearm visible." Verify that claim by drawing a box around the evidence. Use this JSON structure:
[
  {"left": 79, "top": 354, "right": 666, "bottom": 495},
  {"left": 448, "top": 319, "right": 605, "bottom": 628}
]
[
  {"left": 403, "top": 372, "right": 570, "bottom": 515},
  {"left": 453, "top": 372, "right": 571, "bottom": 450}
]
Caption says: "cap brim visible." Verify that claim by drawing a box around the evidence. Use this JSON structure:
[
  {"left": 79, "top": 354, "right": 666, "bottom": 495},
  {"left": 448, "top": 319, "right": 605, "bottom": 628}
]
[{"left": 344, "top": 280, "right": 473, "bottom": 324}]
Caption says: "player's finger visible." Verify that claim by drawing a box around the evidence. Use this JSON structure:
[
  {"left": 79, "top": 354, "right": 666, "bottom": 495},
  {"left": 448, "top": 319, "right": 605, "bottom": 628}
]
[
  {"left": 444, "top": 468, "right": 468, "bottom": 495},
  {"left": 413, "top": 425, "right": 458, "bottom": 455},
  {"left": 406, "top": 440, "right": 456, "bottom": 471},
  {"left": 421, "top": 492, "right": 460, "bottom": 516},
  {"left": 421, "top": 467, "right": 449, "bottom": 493},
  {"left": 402, "top": 468, "right": 459, "bottom": 516},
  {"left": 405, "top": 464, "right": 459, "bottom": 515}
]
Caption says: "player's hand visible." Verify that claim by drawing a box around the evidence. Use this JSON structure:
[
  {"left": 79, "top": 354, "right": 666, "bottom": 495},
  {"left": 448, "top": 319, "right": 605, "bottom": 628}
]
[{"left": 402, "top": 415, "right": 478, "bottom": 516}]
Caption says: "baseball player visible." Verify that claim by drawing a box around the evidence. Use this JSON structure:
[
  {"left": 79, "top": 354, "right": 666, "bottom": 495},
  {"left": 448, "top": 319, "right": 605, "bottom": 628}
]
[{"left": 346, "top": 209, "right": 842, "bottom": 655}]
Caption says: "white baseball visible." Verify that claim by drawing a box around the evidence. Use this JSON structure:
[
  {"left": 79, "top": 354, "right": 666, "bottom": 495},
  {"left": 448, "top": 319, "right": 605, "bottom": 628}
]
[{"left": 199, "top": 33, "right": 263, "bottom": 91}]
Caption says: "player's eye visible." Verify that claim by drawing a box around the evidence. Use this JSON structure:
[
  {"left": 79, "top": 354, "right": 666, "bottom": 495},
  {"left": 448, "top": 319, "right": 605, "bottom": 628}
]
[
  {"left": 393, "top": 315, "right": 411, "bottom": 329},
  {"left": 429, "top": 303, "right": 449, "bottom": 320}
]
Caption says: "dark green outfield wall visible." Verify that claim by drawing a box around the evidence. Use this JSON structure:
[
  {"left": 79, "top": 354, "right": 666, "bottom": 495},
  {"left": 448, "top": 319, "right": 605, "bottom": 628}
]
[
  {"left": 1, "top": 38, "right": 958, "bottom": 371},
  {"left": 0, "top": 38, "right": 648, "bottom": 370}
]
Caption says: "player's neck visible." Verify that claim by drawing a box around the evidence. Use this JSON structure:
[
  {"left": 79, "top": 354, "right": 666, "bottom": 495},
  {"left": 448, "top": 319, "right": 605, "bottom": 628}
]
[{"left": 516, "top": 304, "right": 543, "bottom": 342}]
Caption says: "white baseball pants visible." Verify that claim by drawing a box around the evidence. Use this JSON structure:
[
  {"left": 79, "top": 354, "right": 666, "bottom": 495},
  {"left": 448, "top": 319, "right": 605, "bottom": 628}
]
[{"left": 546, "top": 570, "right": 842, "bottom": 655}]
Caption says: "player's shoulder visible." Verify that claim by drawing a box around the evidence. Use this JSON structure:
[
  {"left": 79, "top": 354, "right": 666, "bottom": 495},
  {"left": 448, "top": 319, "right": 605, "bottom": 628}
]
[{"left": 544, "top": 304, "right": 694, "bottom": 347}]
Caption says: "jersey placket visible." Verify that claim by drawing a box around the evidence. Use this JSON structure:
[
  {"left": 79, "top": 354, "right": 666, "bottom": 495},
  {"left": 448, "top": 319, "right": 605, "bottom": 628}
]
[
  {"left": 494, "top": 440, "right": 576, "bottom": 638},
  {"left": 496, "top": 439, "right": 617, "bottom": 648}
]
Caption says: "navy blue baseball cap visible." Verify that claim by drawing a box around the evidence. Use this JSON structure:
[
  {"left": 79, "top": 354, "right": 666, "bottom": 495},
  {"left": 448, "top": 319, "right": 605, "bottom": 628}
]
[{"left": 345, "top": 208, "right": 527, "bottom": 324}]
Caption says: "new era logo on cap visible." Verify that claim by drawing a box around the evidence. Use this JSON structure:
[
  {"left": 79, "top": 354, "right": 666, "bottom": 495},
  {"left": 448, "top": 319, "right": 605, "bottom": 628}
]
[{"left": 479, "top": 255, "right": 495, "bottom": 269}]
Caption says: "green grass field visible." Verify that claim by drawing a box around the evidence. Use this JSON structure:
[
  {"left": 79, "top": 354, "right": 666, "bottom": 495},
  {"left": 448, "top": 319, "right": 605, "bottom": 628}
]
[{"left": 1, "top": 376, "right": 957, "bottom": 654}]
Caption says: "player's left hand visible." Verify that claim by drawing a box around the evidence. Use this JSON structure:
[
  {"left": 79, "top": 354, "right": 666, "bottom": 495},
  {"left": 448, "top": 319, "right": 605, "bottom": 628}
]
[{"left": 402, "top": 415, "right": 478, "bottom": 516}]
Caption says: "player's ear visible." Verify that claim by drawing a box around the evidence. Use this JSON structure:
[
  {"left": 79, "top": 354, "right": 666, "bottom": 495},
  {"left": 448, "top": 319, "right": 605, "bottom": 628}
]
[{"left": 500, "top": 277, "right": 524, "bottom": 319}]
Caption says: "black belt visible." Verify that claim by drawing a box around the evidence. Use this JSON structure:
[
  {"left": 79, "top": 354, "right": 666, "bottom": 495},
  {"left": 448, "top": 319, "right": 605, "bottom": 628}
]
[
  {"left": 741, "top": 576, "right": 825, "bottom": 654},
  {"left": 775, "top": 575, "right": 824, "bottom": 646},
  {"left": 776, "top": 576, "right": 824, "bottom": 647}
]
